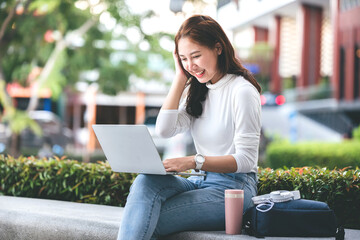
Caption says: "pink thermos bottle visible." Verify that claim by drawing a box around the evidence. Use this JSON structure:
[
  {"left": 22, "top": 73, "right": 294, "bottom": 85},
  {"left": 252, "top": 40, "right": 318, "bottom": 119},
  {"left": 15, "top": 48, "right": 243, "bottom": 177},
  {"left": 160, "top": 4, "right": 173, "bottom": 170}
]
[{"left": 225, "top": 189, "right": 244, "bottom": 235}]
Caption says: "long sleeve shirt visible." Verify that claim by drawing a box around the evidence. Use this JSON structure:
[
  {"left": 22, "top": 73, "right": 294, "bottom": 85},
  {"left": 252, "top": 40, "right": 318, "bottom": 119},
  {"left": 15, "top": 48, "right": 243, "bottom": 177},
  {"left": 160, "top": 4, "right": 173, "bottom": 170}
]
[{"left": 155, "top": 74, "right": 261, "bottom": 173}]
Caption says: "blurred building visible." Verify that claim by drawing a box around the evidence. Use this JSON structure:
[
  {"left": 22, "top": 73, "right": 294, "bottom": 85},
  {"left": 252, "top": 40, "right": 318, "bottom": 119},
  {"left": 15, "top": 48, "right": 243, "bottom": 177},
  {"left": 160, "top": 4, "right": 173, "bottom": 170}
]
[
  {"left": 217, "top": 0, "right": 360, "bottom": 137},
  {"left": 64, "top": 89, "right": 166, "bottom": 150},
  {"left": 3, "top": 80, "right": 167, "bottom": 153}
]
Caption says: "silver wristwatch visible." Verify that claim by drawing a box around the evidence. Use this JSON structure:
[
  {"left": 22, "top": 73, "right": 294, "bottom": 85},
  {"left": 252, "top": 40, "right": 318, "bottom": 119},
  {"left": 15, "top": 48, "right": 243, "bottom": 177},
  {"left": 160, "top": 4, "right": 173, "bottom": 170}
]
[{"left": 194, "top": 153, "right": 205, "bottom": 171}]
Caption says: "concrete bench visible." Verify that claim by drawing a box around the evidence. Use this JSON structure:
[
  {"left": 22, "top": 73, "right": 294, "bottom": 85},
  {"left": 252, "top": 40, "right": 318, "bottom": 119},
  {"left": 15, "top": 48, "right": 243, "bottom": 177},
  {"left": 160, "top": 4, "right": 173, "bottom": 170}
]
[{"left": 0, "top": 196, "right": 357, "bottom": 240}]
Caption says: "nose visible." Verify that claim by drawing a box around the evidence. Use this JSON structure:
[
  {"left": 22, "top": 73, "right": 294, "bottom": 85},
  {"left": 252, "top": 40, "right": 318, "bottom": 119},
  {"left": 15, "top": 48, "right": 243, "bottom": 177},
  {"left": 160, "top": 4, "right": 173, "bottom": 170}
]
[{"left": 186, "top": 59, "right": 196, "bottom": 72}]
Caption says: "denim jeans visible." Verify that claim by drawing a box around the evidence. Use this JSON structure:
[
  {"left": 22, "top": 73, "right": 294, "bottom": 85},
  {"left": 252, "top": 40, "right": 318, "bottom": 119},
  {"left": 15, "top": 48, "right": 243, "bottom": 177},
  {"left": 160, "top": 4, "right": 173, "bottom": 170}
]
[{"left": 117, "top": 172, "right": 257, "bottom": 240}]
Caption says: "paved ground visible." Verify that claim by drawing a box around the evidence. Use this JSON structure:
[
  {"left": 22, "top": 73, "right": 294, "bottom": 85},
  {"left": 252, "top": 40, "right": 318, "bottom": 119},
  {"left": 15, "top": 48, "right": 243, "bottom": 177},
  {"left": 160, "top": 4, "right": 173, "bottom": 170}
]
[
  {"left": 165, "top": 229, "right": 359, "bottom": 240},
  {"left": 0, "top": 196, "right": 358, "bottom": 240}
]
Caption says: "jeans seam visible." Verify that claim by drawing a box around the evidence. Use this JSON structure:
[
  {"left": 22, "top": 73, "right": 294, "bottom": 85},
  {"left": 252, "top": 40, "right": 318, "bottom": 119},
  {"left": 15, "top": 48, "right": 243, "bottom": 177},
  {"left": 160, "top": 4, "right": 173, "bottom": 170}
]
[
  {"left": 219, "top": 173, "right": 245, "bottom": 183},
  {"left": 220, "top": 174, "right": 246, "bottom": 189},
  {"left": 141, "top": 186, "right": 187, "bottom": 240},
  {"left": 160, "top": 197, "right": 224, "bottom": 215}
]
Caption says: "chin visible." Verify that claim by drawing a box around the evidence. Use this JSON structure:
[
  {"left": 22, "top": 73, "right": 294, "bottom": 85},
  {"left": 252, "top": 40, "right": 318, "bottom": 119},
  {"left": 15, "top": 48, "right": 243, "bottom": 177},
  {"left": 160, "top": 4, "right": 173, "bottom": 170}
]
[
  {"left": 193, "top": 74, "right": 210, "bottom": 84},
  {"left": 196, "top": 78, "right": 209, "bottom": 84}
]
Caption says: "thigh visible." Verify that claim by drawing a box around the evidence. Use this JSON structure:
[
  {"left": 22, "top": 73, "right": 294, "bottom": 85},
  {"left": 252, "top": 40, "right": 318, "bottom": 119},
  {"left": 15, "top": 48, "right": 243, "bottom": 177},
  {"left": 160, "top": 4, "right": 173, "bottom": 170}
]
[
  {"left": 201, "top": 172, "right": 257, "bottom": 212},
  {"left": 228, "top": 172, "right": 258, "bottom": 211},
  {"left": 127, "top": 174, "right": 197, "bottom": 201},
  {"left": 119, "top": 175, "right": 197, "bottom": 240},
  {"left": 154, "top": 187, "right": 226, "bottom": 237}
]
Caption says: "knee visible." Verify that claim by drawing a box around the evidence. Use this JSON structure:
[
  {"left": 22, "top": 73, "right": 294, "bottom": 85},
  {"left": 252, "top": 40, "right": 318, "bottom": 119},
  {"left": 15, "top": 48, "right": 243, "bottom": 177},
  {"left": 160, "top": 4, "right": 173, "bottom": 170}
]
[{"left": 130, "top": 174, "right": 168, "bottom": 195}]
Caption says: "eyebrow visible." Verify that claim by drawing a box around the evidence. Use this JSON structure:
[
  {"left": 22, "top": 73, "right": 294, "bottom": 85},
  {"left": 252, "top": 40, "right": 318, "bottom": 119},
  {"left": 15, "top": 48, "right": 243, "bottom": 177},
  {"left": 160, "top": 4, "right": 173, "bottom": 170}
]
[{"left": 179, "top": 50, "right": 201, "bottom": 57}]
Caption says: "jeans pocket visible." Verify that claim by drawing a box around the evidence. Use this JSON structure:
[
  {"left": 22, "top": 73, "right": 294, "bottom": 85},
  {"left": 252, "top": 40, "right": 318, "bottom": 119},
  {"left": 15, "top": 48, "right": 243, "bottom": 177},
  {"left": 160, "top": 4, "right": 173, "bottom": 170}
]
[
  {"left": 216, "top": 173, "right": 246, "bottom": 189},
  {"left": 218, "top": 173, "right": 257, "bottom": 212}
]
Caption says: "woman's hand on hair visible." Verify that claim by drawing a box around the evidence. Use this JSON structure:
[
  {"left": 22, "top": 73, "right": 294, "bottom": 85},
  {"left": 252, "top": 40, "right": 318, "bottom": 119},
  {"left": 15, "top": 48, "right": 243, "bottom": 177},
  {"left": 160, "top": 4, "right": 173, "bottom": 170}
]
[
  {"left": 173, "top": 50, "right": 188, "bottom": 84},
  {"left": 160, "top": 51, "right": 190, "bottom": 110},
  {"left": 163, "top": 156, "right": 195, "bottom": 173}
]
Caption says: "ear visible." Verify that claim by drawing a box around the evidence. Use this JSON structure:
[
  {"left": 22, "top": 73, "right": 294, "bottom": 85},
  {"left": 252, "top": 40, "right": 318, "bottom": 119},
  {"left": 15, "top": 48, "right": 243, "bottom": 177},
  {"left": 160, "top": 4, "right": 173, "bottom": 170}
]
[{"left": 215, "top": 42, "right": 222, "bottom": 55}]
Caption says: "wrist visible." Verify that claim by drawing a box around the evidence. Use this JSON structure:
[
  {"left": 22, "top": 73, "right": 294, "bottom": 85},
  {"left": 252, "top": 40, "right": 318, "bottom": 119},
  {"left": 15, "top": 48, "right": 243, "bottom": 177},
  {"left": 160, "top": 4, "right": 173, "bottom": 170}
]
[
  {"left": 194, "top": 153, "right": 205, "bottom": 171},
  {"left": 174, "top": 74, "right": 188, "bottom": 86},
  {"left": 187, "top": 156, "right": 196, "bottom": 170}
]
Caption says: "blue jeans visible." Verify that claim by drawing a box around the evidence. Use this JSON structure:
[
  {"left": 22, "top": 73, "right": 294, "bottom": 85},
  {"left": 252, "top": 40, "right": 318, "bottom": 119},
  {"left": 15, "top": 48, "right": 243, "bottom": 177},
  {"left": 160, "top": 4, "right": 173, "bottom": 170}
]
[{"left": 117, "top": 172, "right": 257, "bottom": 240}]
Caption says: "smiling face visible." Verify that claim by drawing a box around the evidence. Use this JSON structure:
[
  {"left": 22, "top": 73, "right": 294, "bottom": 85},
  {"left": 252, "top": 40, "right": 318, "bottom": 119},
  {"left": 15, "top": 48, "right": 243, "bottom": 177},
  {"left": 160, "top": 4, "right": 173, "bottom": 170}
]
[{"left": 178, "top": 37, "right": 223, "bottom": 84}]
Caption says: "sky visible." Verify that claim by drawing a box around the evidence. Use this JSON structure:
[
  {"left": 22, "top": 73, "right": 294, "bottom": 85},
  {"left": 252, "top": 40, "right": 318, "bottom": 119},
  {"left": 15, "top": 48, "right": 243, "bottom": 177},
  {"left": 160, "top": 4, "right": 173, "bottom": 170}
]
[{"left": 125, "top": 0, "right": 217, "bottom": 35}]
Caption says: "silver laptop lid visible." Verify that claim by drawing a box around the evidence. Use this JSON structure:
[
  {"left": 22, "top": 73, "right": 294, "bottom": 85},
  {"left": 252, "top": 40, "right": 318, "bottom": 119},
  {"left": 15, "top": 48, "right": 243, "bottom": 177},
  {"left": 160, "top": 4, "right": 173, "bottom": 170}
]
[{"left": 92, "top": 124, "right": 167, "bottom": 175}]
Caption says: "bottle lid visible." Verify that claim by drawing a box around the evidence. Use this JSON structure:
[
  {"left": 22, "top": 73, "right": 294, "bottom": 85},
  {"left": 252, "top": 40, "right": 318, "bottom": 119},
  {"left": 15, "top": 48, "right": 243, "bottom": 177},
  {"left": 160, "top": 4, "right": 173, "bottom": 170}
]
[{"left": 225, "top": 189, "right": 244, "bottom": 198}]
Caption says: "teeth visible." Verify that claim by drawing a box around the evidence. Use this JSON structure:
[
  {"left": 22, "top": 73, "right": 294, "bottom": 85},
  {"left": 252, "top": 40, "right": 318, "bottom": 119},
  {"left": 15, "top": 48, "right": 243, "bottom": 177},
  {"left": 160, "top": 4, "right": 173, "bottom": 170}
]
[{"left": 196, "top": 70, "right": 204, "bottom": 75}]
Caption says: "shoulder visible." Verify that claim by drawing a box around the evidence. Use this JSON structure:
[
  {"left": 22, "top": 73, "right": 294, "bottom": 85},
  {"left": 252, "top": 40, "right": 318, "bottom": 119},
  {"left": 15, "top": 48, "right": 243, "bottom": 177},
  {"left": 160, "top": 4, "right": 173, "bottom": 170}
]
[{"left": 228, "top": 75, "right": 260, "bottom": 102}]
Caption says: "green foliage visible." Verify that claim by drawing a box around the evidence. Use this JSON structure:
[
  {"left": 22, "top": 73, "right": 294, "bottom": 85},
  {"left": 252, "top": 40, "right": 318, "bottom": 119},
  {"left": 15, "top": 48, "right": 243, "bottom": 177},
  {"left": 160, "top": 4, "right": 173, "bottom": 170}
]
[
  {"left": 97, "top": 60, "right": 131, "bottom": 95},
  {"left": 248, "top": 42, "right": 273, "bottom": 61},
  {"left": 11, "top": 63, "right": 32, "bottom": 86},
  {"left": 0, "top": 155, "right": 136, "bottom": 206},
  {"left": 0, "top": 155, "right": 359, "bottom": 228},
  {"left": 0, "top": 0, "right": 173, "bottom": 98},
  {"left": 29, "top": 0, "right": 61, "bottom": 14},
  {"left": 1, "top": 79, "right": 40, "bottom": 136},
  {"left": 0, "top": 0, "right": 173, "bottom": 154},
  {"left": 266, "top": 141, "right": 360, "bottom": 169},
  {"left": 353, "top": 125, "right": 360, "bottom": 141},
  {"left": 43, "top": 50, "right": 67, "bottom": 99},
  {"left": 258, "top": 167, "right": 360, "bottom": 228},
  {"left": 245, "top": 42, "right": 273, "bottom": 92},
  {"left": 2, "top": 108, "right": 42, "bottom": 136},
  {"left": 282, "top": 76, "right": 296, "bottom": 90}
]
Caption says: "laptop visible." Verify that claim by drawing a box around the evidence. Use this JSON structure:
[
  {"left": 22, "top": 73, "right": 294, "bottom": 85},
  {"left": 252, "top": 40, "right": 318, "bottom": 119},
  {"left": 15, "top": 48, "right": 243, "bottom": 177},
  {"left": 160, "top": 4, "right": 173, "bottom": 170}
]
[{"left": 92, "top": 124, "right": 206, "bottom": 176}]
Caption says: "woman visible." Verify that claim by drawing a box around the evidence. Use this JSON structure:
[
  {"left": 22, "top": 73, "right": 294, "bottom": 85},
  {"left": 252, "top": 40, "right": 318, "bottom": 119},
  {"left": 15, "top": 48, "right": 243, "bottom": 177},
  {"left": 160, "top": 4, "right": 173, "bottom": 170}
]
[{"left": 117, "top": 15, "right": 262, "bottom": 240}]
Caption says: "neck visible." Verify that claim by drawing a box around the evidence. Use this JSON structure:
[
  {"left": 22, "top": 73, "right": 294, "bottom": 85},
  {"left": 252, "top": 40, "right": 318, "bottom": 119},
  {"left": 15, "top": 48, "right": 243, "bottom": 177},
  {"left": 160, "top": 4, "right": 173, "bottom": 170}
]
[{"left": 210, "top": 72, "right": 225, "bottom": 84}]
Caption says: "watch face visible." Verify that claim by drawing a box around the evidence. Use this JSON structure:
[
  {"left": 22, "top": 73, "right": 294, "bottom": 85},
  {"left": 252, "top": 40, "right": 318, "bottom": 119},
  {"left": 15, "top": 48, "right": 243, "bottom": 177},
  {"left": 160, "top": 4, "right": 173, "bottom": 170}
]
[{"left": 196, "top": 154, "right": 205, "bottom": 163}]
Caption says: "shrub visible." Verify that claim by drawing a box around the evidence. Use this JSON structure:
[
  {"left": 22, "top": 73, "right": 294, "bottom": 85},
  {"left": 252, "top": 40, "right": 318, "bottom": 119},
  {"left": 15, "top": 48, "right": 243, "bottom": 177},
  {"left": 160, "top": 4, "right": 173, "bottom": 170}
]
[
  {"left": 258, "top": 167, "right": 360, "bottom": 229},
  {"left": 0, "top": 155, "right": 136, "bottom": 206},
  {"left": 353, "top": 125, "right": 360, "bottom": 141},
  {"left": 266, "top": 141, "right": 360, "bottom": 169},
  {"left": 0, "top": 155, "right": 359, "bottom": 228}
]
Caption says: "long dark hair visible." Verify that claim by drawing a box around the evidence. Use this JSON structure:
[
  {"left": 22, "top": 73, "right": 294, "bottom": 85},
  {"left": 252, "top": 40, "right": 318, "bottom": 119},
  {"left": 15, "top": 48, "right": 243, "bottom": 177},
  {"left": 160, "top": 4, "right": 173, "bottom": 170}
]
[{"left": 175, "top": 15, "right": 261, "bottom": 118}]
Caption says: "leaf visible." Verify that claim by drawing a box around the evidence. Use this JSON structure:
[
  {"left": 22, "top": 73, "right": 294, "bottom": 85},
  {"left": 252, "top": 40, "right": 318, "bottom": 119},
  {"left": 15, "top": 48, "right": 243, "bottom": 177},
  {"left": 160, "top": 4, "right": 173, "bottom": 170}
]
[
  {"left": 71, "top": 181, "right": 82, "bottom": 191},
  {"left": 29, "top": 0, "right": 61, "bottom": 14},
  {"left": 38, "top": 186, "right": 46, "bottom": 195}
]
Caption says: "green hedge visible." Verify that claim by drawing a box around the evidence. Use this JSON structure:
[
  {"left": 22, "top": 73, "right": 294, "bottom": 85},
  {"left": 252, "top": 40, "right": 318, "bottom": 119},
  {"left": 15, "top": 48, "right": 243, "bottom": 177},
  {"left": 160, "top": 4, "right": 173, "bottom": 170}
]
[
  {"left": 0, "top": 155, "right": 136, "bottom": 206},
  {"left": 0, "top": 155, "right": 359, "bottom": 228},
  {"left": 266, "top": 141, "right": 360, "bottom": 169},
  {"left": 258, "top": 167, "right": 360, "bottom": 229},
  {"left": 353, "top": 125, "right": 360, "bottom": 141}
]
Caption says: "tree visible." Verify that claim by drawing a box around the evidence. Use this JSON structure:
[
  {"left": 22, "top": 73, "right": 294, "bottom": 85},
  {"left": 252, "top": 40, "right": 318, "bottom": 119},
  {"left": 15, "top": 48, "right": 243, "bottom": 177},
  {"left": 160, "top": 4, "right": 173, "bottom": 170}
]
[
  {"left": 0, "top": 0, "right": 173, "bottom": 156},
  {"left": 0, "top": 0, "right": 43, "bottom": 156}
]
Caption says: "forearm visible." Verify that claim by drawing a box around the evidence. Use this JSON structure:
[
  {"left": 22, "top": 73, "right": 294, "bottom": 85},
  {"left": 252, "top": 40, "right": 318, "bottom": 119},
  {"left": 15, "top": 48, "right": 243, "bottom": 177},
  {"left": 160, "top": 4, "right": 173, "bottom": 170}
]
[
  {"left": 163, "top": 154, "right": 238, "bottom": 173},
  {"left": 161, "top": 75, "right": 188, "bottom": 110},
  {"left": 200, "top": 155, "right": 237, "bottom": 173}
]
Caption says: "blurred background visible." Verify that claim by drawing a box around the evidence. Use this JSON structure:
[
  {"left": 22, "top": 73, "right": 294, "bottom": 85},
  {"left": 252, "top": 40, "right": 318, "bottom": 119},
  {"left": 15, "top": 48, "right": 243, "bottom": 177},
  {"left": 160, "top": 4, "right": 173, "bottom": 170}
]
[{"left": 0, "top": 0, "right": 359, "bottom": 164}]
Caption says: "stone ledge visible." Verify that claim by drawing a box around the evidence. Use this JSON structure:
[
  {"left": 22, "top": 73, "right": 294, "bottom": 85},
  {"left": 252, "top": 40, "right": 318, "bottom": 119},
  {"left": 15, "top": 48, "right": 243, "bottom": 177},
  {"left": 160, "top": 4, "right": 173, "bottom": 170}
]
[
  {"left": 165, "top": 230, "right": 359, "bottom": 240},
  {"left": 0, "top": 196, "right": 122, "bottom": 240},
  {"left": 0, "top": 196, "right": 358, "bottom": 240}
]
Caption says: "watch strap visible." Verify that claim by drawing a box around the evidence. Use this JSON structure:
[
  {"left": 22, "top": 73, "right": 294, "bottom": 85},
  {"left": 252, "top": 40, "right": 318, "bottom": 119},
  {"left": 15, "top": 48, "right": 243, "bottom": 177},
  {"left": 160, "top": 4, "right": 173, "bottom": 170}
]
[{"left": 194, "top": 153, "right": 205, "bottom": 170}]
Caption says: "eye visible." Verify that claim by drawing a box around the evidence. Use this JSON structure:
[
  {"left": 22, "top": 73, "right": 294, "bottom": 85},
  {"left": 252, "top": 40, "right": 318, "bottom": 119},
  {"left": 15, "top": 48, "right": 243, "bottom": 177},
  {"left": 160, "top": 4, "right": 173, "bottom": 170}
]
[
  {"left": 193, "top": 55, "right": 200, "bottom": 59},
  {"left": 180, "top": 58, "right": 187, "bottom": 62}
]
